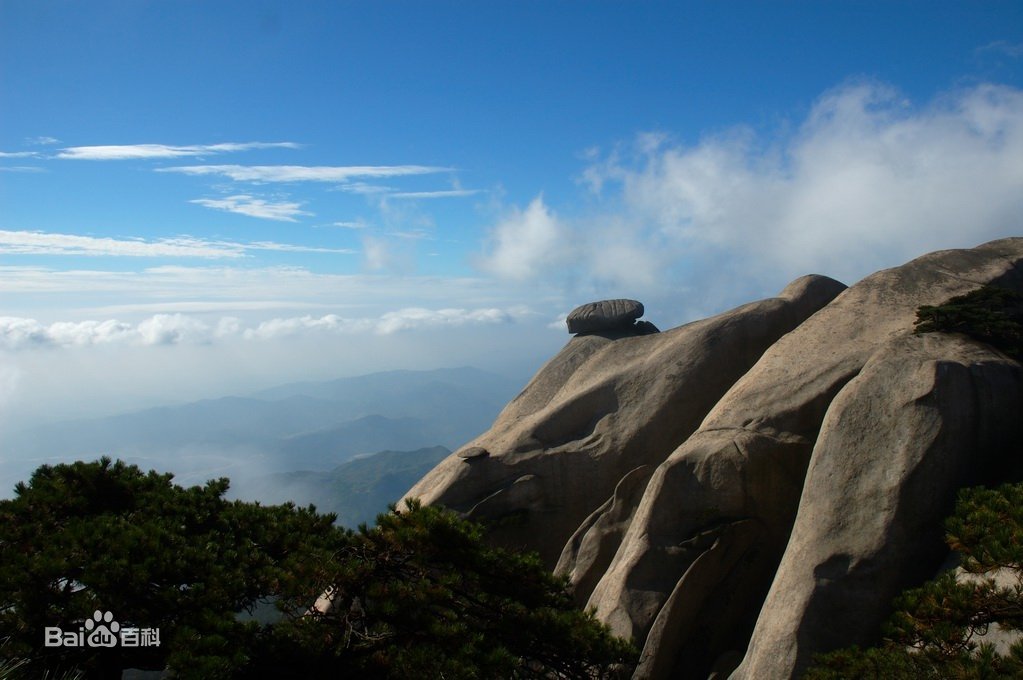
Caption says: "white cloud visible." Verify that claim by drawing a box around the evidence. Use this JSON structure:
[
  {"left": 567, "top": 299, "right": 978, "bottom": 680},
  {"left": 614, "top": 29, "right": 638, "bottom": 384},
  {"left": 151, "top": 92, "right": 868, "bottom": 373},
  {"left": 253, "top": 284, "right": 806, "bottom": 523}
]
[
  {"left": 477, "top": 196, "right": 568, "bottom": 281},
  {"left": 558, "top": 81, "right": 1023, "bottom": 293},
  {"left": 329, "top": 220, "right": 370, "bottom": 229},
  {"left": 159, "top": 164, "right": 451, "bottom": 183},
  {"left": 0, "top": 230, "right": 353, "bottom": 258},
  {"left": 0, "top": 151, "right": 40, "bottom": 158},
  {"left": 374, "top": 307, "right": 511, "bottom": 334},
  {"left": 0, "top": 231, "right": 247, "bottom": 258},
  {"left": 242, "top": 314, "right": 363, "bottom": 339},
  {"left": 465, "top": 81, "right": 1023, "bottom": 325},
  {"left": 56, "top": 142, "right": 300, "bottom": 160},
  {"left": 0, "top": 317, "right": 139, "bottom": 349},
  {"left": 190, "top": 194, "right": 312, "bottom": 222},
  {"left": 0, "top": 318, "right": 51, "bottom": 348},
  {"left": 26, "top": 136, "right": 60, "bottom": 146},
  {"left": 245, "top": 307, "right": 513, "bottom": 339},
  {"left": 0, "top": 166, "right": 44, "bottom": 173},
  {"left": 46, "top": 319, "right": 137, "bottom": 346},
  {"left": 0, "top": 314, "right": 213, "bottom": 349},
  {"left": 0, "top": 307, "right": 517, "bottom": 350},
  {"left": 0, "top": 265, "right": 460, "bottom": 299},
  {"left": 245, "top": 241, "right": 355, "bottom": 254},
  {"left": 137, "top": 314, "right": 213, "bottom": 345}
]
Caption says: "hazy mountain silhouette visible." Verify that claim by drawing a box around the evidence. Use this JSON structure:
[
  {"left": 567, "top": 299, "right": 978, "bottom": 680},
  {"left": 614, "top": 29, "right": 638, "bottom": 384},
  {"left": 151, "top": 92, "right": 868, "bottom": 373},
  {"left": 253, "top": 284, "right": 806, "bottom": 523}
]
[{"left": 1, "top": 367, "right": 520, "bottom": 496}]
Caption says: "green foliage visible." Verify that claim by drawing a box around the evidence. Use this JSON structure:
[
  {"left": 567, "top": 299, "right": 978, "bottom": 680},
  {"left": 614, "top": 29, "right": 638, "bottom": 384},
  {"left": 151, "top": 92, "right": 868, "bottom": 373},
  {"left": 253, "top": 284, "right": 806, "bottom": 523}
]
[
  {"left": 914, "top": 285, "right": 1023, "bottom": 360},
  {"left": 259, "top": 499, "right": 637, "bottom": 679},
  {"left": 0, "top": 457, "right": 345, "bottom": 679},
  {"left": 806, "top": 483, "right": 1023, "bottom": 679},
  {"left": 0, "top": 460, "right": 635, "bottom": 679}
]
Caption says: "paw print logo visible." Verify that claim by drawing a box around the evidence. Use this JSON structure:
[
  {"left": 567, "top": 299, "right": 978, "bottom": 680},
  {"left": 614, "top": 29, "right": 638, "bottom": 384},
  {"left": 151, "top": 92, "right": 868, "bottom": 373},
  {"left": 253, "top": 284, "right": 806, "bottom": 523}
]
[{"left": 84, "top": 610, "right": 120, "bottom": 648}]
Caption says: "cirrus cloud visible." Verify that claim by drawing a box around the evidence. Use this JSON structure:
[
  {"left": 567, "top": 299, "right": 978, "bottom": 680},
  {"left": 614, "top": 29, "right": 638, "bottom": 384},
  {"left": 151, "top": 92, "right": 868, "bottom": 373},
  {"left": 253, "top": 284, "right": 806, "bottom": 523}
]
[
  {"left": 0, "top": 230, "right": 354, "bottom": 258},
  {"left": 189, "top": 194, "right": 313, "bottom": 222},
  {"left": 56, "top": 141, "right": 300, "bottom": 160},
  {"left": 159, "top": 164, "right": 452, "bottom": 183}
]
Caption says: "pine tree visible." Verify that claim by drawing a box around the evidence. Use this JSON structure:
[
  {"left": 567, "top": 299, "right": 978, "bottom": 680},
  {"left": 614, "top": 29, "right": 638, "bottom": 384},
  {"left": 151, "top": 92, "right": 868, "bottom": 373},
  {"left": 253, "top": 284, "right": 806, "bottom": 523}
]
[
  {"left": 0, "top": 457, "right": 343, "bottom": 679},
  {"left": 260, "top": 499, "right": 637, "bottom": 679},
  {"left": 1, "top": 460, "right": 636, "bottom": 679},
  {"left": 914, "top": 284, "right": 1023, "bottom": 360}
]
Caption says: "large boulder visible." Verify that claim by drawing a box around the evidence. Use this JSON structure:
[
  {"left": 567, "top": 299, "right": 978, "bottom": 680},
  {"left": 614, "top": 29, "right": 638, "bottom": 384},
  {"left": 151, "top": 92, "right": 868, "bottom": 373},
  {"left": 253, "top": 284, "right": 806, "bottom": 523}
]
[
  {"left": 566, "top": 299, "right": 646, "bottom": 334},
  {"left": 732, "top": 334, "right": 1023, "bottom": 679},
  {"left": 403, "top": 275, "right": 846, "bottom": 566},
  {"left": 584, "top": 238, "right": 1023, "bottom": 679}
]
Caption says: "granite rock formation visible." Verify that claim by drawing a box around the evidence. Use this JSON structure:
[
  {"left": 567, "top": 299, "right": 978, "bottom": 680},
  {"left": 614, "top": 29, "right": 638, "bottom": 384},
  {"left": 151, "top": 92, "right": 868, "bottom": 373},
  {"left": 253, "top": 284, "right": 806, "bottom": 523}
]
[
  {"left": 403, "top": 237, "right": 1023, "bottom": 679},
  {"left": 566, "top": 299, "right": 655, "bottom": 335},
  {"left": 405, "top": 275, "right": 846, "bottom": 565}
]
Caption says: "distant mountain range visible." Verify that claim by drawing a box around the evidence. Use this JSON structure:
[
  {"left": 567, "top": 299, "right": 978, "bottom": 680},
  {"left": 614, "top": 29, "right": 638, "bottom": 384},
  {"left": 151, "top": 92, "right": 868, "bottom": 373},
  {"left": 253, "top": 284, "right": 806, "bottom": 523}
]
[{"left": 0, "top": 366, "right": 519, "bottom": 496}]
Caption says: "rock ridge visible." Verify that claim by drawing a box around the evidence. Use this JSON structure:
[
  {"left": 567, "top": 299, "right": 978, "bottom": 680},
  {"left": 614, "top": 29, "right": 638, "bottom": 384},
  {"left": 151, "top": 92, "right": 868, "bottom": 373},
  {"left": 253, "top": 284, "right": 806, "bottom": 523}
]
[{"left": 403, "top": 237, "right": 1023, "bottom": 679}]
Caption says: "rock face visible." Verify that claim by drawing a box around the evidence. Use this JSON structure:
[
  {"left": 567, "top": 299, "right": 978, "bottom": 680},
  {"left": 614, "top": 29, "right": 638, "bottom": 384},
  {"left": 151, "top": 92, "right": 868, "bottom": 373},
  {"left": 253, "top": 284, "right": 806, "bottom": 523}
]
[
  {"left": 733, "top": 334, "right": 1023, "bottom": 679},
  {"left": 403, "top": 237, "right": 1023, "bottom": 679},
  {"left": 404, "top": 275, "right": 847, "bottom": 565},
  {"left": 566, "top": 299, "right": 648, "bottom": 334}
]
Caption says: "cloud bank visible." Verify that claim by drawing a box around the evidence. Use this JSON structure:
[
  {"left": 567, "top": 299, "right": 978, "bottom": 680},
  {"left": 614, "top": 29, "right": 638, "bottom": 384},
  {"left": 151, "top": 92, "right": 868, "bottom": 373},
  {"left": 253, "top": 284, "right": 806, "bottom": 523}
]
[
  {"left": 481, "top": 81, "right": 1023, "bottom": 304},
  {"left": 0, "top": 308, "right": 518, "bottom": 350}
]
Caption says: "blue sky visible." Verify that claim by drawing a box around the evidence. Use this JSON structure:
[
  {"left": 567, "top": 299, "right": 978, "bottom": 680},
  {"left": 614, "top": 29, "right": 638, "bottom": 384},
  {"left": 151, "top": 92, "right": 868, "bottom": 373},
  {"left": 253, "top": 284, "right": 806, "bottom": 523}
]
[{"left": 1, "top": 1, "right": 1022, "bottom": 427}]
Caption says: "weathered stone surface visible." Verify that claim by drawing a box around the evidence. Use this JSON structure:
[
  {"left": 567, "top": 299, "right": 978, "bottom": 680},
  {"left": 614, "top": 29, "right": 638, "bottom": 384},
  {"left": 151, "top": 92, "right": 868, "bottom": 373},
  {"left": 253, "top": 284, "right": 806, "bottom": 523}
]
[
  {"left": 584, "top": 238, "right": 1023, "bottom": 679},
  {"left": 400, "top": 237, "right": 1023, "bottom": 680},
  {"left": 732, "top": 334, "right": 1023, "bottom": 679},
  {"left": 403, "top": 275, "right": 846, "bottom": 566},
  {"left": 567, "top": 299, "right": 645, "bottom": 334}
]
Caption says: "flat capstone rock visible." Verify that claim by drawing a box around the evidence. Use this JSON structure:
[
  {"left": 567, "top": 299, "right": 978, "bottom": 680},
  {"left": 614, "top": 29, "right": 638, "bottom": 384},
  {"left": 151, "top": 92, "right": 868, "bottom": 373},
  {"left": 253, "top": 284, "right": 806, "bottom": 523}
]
[{"left": 566, "top": 299, "right": 644, "bottom": 335}]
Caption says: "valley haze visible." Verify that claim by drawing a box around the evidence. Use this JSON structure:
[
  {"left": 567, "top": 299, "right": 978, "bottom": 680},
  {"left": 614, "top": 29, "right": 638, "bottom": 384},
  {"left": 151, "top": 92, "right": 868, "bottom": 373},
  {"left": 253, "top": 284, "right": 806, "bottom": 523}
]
[{"left": 0, "top": 367, "right": 520, "bottom": 508}]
